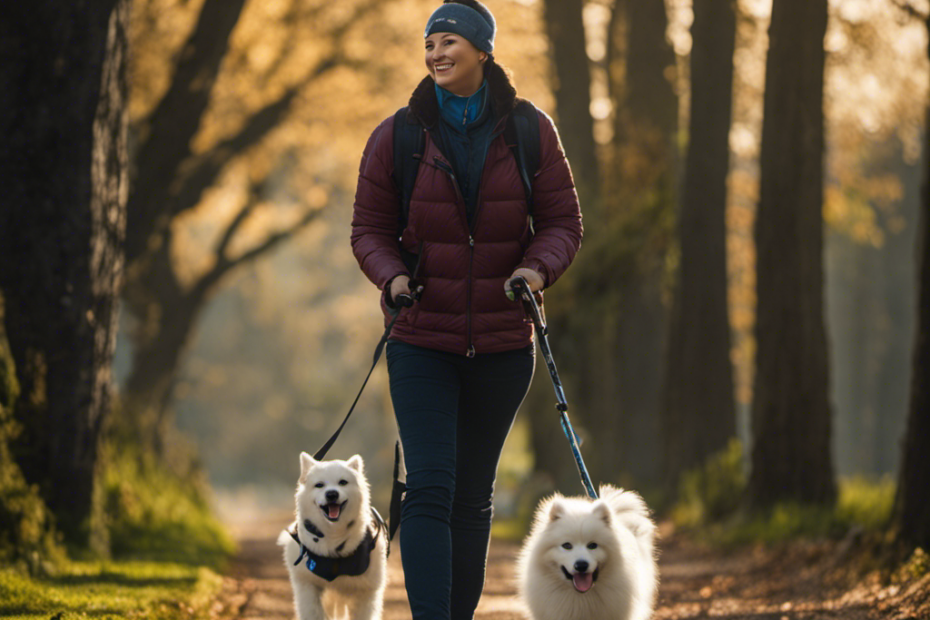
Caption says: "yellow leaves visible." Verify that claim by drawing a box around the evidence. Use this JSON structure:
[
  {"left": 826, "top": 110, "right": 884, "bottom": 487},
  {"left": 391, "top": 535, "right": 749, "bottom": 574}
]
[{"left": 824, "top": 172, "right": 904, "bottom": 247}]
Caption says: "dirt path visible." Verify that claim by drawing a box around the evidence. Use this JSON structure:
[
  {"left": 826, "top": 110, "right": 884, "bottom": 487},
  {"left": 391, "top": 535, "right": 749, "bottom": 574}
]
[
  {"left": 218, "top": 514, "right": 929, "bottom": 620},
  {"left": 218, "top": 512, "right": 524, "bottom": 620}
]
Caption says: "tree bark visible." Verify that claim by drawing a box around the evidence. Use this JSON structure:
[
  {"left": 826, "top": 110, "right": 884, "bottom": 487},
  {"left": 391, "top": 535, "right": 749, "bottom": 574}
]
[
  {"left": 541, "top": 0, "right": 599, "bottom": 202},
  {"left": 893, "top": 13, "right": 930, "bottom": 552},
  {"left": 748, "top": 0, "right": 835, "bottom": 507},
  {"left": 663, "top": 0, "right": 737, "bottom": 487},
  {"left": 598, "top": 0, "right": 678, "bottom": 485},
  {"left": 0, "top": 0, "right": 129, "bottom": 550}
]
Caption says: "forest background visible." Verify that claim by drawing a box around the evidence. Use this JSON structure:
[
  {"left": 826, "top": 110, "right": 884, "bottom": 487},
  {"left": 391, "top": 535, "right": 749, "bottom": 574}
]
[{"left": 1, "top": 0, "right": 929, "bottom": 593}]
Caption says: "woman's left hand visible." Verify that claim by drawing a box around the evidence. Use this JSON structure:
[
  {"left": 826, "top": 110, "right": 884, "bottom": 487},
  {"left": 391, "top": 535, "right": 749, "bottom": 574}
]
[{"left": 505, "top": 267, "right": 544, "bottom": 299}]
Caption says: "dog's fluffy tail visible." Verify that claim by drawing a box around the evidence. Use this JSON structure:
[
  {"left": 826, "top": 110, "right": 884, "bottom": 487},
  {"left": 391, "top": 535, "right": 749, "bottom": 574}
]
[
  {"left": 600, "top": 484, "right": 658, "bottom": 620},
  {"left": 598, "top": 484, "right": 656, "bottom": 541}
]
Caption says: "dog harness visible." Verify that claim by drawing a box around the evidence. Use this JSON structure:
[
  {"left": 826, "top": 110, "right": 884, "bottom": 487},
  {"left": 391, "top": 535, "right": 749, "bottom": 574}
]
[{"left": 287, "top": 508, "right": 387, "bottom": 582}]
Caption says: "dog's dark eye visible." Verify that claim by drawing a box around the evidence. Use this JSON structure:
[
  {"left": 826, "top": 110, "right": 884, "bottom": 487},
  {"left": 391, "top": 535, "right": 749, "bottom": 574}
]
[
  {"left": 587, "top": 542, "right": 598, "bottom": 550},
  {"left": 314, "top": 482, "right": 325, "bottom": 488},
  {"left": 562, "top": 542, "right": 573, "bottom": 550},
  {"left": 338, "top": 479, "right": 349, "bottom": 486}
]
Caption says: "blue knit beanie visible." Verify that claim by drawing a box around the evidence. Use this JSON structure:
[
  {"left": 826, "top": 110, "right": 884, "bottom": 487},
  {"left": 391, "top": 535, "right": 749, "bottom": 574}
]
[{"left": 424, "top": 0, "right": 496, "bottom": 53}]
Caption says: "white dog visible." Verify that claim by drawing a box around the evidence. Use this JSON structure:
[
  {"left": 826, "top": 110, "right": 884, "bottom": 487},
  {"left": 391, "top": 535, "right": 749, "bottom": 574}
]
[
  {"left": 277, "top": 453, "right": 388, "bottom": 620},
  {"left": 517, "top": 484, "right": 657, "bottom": 620}
]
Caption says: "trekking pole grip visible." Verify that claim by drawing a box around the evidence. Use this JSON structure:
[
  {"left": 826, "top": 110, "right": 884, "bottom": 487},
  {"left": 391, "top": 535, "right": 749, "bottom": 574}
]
[{"left": 506, "top": 275, "right": 529, "bottom": 301}]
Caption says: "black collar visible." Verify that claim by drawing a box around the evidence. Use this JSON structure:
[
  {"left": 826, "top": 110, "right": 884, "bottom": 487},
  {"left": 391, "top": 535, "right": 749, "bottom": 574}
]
[{"left": 287, "top": 509, "right": 387, "bottom": 582}]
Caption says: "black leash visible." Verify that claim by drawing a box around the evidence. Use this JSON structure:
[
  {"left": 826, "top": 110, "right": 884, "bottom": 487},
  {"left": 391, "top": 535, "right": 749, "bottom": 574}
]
[
  {"left": 313, "top": 283, "right": 422, "bottom": 461},
  {"left": 509, "top": 276, "right": 598, "bottom": 500}
]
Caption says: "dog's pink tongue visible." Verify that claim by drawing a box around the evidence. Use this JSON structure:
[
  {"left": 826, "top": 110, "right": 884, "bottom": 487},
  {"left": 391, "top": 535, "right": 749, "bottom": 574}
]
[
  {"left": 572, "top": 572, "right": 594, "bottom": 593},
  {"left": 328, "top": 504, "right": 340, "bottom": 520}
]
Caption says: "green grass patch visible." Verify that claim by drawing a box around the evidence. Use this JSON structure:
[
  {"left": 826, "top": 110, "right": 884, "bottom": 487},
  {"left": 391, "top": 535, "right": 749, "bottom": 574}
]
[
  {"left": 672, "top": 438, "right": 746, "bottom": 528},
  {"left": 688, "top": 476, "right": 896, "bottom": 547},
  {"left": 0, "top": 560, "right": 223, "bottom": 619},
  {"left": 102, "top": 443, "right": 235, "bottom": 568}
]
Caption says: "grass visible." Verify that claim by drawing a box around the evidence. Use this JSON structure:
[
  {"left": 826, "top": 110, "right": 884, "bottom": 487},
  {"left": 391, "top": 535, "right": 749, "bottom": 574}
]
[
  {"left": 676, "top": 474, "right": 897, "bottom": 547},
  {"left": 0, "top": 560, "right": 224, "bottom": 619},
  {"left": 0, "top": 436, "right": 238, "bottom": 619},
  {"left": 102, "top": 442, "right": 235, "bottom": 568}
]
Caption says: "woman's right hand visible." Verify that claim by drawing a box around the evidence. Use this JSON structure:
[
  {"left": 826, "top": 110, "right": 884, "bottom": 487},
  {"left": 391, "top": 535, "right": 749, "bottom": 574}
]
[{"left": 389, "top": 275, "right": 412, "bottom": 305}]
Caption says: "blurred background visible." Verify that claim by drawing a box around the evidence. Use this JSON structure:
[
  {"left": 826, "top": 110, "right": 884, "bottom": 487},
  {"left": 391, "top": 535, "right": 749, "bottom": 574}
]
[{"left": 1, "top": 0, "right": 928, "bottom": 565}]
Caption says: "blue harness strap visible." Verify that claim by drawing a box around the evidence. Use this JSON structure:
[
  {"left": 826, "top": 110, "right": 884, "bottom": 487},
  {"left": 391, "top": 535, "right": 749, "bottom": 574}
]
[{"left": 288, "top": 508, "right": 388, "bottom": 582}]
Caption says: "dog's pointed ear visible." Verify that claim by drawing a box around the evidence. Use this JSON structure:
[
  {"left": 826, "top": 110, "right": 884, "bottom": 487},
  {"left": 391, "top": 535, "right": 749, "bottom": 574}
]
[
  {"left": 548, "top": 499, "right": 566, "bottom": 522},
  {"left": 347, "top": 454, "right": 364, "bottom": 473},
  {"left": 593, "top": 501, "right": 612, "bottom": 526},
  {"left": 299, "top": 452, "right": 316, "bottom": 483}
]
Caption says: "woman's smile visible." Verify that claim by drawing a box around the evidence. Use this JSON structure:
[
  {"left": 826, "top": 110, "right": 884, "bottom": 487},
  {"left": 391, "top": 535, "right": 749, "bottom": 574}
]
[{"left": 425, "top": 33, "right": 485, "bottom": 97}]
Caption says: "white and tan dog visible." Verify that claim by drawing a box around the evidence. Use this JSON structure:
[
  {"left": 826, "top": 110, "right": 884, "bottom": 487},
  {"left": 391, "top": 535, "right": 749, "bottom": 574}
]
[
  {"left": 517, "top": 484, "right": 657, "bottom": 620},
  {"left": 277, "top": 453, "right": 387, "bottom": 620}
]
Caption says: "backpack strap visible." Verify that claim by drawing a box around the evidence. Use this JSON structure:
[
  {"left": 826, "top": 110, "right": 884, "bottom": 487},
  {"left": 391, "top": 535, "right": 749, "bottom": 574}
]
[
  {"left": 392, "top": 106, "right": 426, "bottom": 235},
  {"left": 504, "top": 100, "right": 541, "bottom": 214}
]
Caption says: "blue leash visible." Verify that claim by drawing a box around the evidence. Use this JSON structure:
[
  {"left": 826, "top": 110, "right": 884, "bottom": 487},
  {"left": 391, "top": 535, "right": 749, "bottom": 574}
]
[{"left": 509, "top": 277, "right": 598, "bottom": 500}]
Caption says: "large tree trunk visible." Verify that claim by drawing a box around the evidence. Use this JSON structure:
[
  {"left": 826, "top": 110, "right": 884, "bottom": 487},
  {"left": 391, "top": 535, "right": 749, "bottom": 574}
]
[
  {"left": 534, "top": 0, "right": 678, "bottom": 489},
  {"left": 0, "top": 0, "right": 129, "bottom": 550},
  {"left": 598, "top": 0, "right": 678, "bottom": 485},
  {"left": 893, "top": 16, "right": 930, "bottom": 552},
  {"left": 748, "top": 0, "right": 835, "bottom": 507},
  {"left": 662, "top": 0, "right": 737, "bottom": 488},
  {"left": 541, "top": 0, "right": 599, "bottom": 202}
]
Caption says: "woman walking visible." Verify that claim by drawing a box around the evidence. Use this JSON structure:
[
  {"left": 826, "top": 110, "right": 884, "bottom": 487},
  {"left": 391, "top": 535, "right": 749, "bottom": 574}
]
[{"left": 351, "top": 1, "right": 582, "bottom": 617}]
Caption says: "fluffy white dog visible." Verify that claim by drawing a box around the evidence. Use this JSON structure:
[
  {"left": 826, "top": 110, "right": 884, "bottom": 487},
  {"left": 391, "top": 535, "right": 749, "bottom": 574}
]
[
  {"left": 517, "top": 484, "right": 658, "bottom": 620},
  {"left": 277, "top": 453, "right": 388, "bottom": 620}
]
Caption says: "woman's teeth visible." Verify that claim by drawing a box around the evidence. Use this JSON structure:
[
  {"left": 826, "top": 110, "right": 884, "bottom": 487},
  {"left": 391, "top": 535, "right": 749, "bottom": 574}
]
[{"left": 435, "top": 63, "right": 453, "bottom": 72}]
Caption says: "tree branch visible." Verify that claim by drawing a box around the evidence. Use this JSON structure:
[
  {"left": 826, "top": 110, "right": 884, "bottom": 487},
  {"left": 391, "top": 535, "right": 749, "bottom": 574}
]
[
  {"left": 171, "top": 88, "right": 301, "bottom": 218},
  {"left": 127, "top": 0, "right": 249, "bottom": 265},
  {"left": 890, "top": 0, "right": 929, "bottom": 20},
  {"left": 214, "top": 191, "right": 260, "bottom": 261},
  {"left": 191, "top": 205, "right": 322, "bottom": 302}
]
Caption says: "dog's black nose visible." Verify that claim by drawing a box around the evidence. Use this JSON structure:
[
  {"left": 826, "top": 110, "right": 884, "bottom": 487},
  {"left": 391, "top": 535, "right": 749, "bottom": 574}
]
[
  {"left": 574, "top": 560, "right": 589, "bottom": 573},
  {"left": 325, "top": 490, "right": 340, "bottom": 502}
]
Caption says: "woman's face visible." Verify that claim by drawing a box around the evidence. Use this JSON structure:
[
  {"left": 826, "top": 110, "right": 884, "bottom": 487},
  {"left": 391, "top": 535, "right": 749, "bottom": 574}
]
[{"left": 425, "top": 33, "right": 486, "bottom": 97}]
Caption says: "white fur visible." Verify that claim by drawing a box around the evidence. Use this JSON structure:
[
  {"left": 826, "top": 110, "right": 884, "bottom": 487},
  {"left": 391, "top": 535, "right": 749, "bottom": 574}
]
[
  {"left": 277, "top": 453, "right": 387, "bottom": 620},
  {"left": 517, "top": 484, "right": 658, "bottom": 620}
]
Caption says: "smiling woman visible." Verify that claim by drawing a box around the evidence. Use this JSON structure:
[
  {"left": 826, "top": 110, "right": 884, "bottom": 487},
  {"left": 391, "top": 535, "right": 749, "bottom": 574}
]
[
  {"left": 350, "top": 1, "right": 583, "bottom": 619},
  {"left": 425, "top": 33, "right": 487, "bottom": 97}
]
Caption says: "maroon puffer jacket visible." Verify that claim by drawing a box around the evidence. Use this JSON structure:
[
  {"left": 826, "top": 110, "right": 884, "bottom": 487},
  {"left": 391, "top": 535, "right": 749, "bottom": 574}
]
[{"left": 351, "top": 63, "right": 582, "bottom": 356}]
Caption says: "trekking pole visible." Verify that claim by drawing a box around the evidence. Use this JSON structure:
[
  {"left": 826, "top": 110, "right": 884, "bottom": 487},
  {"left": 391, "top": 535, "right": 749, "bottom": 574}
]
[{"left": 509, "top": 277, "right": 598, "bottom": 500}]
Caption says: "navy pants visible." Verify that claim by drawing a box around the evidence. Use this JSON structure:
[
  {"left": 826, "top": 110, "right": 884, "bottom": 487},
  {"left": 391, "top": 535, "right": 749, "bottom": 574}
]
[{"left": 386, "top": 340, "right": 535, "bottom": 620}]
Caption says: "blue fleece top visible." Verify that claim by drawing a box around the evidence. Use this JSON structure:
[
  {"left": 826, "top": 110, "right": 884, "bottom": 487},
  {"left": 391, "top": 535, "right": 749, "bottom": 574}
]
[{"left": 435, "top": 80, "right": 497, "bottom": 224}]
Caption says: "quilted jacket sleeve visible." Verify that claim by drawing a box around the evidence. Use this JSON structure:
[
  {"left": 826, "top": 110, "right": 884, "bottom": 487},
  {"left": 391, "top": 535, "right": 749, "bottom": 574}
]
[
  {"left": 516, "top": 109, "right": 583, "bottom": 287},
  {"left": 350, "top": 117, "right": 409, "bottom": 291}
]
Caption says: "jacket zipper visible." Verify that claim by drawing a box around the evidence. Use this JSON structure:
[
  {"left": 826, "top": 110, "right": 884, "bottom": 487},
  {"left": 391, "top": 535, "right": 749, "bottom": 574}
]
[{"left": 433, "top": 156, "right": 476, "bottom": 357}]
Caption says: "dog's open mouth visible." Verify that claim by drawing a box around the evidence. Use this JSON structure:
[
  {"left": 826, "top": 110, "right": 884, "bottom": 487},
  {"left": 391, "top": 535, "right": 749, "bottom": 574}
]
[
  {"left": 320, "top": 500, "right": 348, "bottom": 521},
  {"left": 561, "top": 566, "right": 598, "bottom": 593}
]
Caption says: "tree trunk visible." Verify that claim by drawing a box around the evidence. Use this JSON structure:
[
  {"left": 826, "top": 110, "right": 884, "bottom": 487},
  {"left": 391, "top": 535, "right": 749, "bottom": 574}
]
[
  {"left": 527, "top": 0, "right": 603, "bottom": 494},
  {"left": 598, "top": 0, "right": 678, "bottom": 485},
  {"left": 893, "top": 16, "right": 930, "bottom": 551},
  {"left": 748, "top": 0, "right": 835, "bottom": 507},
  {"left": 123, "top": 239, "right": 204, "bottom": 456},
  {"left": 0, "top": 0, "right": 129, "bottom": 550},
  {"left": 663, "top": 0, "right": 737, "bottom": 488},
  {"left": 126, "top": 0, "right": 249, "bottom": 267},
  {"left": 541, "top": 0, "right": 599, "bottom": 202}
]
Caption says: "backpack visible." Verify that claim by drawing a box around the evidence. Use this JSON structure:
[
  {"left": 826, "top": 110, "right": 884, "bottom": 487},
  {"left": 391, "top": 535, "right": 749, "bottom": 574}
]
[{"left": 391, "top": 100, "right": 541, "bottom": 236}]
